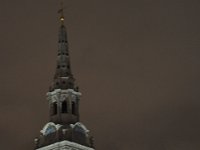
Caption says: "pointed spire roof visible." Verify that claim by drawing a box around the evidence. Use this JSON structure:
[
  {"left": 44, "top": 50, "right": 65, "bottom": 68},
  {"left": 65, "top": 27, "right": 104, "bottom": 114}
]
[{"left": 49, "top": 2, "right": 75, "bottom": 91}]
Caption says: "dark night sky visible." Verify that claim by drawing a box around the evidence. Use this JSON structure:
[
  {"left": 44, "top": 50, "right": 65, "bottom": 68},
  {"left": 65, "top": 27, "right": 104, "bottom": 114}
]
[{"left": 0, "top": 0, "right": 200, "bottom": 149}]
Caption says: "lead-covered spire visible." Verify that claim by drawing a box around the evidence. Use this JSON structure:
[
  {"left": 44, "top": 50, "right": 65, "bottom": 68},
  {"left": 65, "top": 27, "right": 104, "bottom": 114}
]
[{"left": 49, "top": 2, "right": 75, "bottom": 91}]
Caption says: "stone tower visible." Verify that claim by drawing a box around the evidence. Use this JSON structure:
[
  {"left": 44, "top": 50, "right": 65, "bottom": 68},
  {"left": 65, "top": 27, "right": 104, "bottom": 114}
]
[{"left": 34, "top": 3, "right": 94, "bottom": 150}]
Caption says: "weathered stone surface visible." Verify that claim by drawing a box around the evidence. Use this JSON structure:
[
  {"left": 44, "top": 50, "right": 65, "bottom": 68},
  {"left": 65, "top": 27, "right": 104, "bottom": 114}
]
[{"left": 36, "top": 141, "right": 94, "bottom": 150}]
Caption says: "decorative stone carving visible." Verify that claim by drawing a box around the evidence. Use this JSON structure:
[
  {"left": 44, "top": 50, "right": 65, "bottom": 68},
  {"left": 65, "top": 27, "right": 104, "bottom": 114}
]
[{"left": 40, "top": 122, "right": 62, "bottom": 136}]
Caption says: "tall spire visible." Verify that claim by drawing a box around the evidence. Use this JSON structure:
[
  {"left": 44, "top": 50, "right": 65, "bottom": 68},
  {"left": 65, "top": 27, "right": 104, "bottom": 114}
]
[
  {"left": 34, "top": 1, "right": 94, "bottom": 149},
  {"left": 49, "top": 1, "right": 75, "bottom": 92}
]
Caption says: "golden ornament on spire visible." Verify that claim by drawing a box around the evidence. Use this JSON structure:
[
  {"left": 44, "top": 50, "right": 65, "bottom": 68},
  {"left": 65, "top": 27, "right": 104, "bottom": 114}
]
[{"left": 58, "top": 0, "right": 65, "bottom": 24}]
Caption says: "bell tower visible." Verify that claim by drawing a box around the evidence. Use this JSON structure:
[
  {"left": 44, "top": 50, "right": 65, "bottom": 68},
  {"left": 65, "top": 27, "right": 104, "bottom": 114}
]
[{"left": 34, "top": 1, "right": 94, "bottom": 150}]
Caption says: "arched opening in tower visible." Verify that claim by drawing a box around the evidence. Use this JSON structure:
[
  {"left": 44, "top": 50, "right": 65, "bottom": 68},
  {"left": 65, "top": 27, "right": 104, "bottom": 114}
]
[{"left": 62, "top": 101, "right": 68, "bottom": 113}]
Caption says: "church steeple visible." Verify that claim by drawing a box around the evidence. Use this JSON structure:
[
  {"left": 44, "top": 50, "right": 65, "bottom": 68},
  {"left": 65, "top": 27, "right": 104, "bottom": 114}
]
[
  {"left": 48, "top": 3, "right": 79, "bottom": 125},
  {"left": 34, "top": 2, "right": 94, "bottom": 149},
  {"left": 49, "top": 3, "right": 75, "bottom": 92}
]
